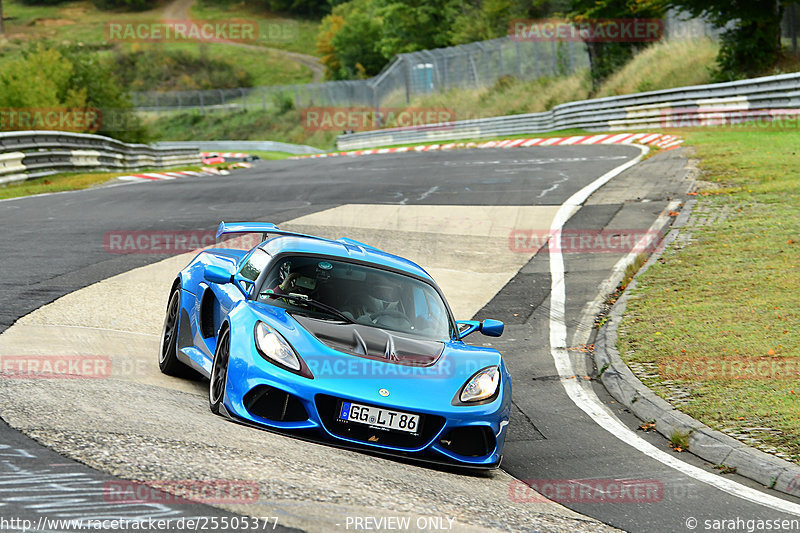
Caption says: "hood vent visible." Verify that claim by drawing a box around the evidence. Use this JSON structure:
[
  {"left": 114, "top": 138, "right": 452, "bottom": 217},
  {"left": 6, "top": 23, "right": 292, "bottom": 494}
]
[{"left": 292, "top": 315, "right": 444, "bottom": 366}]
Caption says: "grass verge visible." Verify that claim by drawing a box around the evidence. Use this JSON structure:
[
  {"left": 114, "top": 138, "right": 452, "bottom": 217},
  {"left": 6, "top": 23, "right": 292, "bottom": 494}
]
[
  {"left": 617, "top": 127, "right": 800, "bottom": 464},
  {"left": 0, "top": 166, "right": 197, "bottom": 200}
]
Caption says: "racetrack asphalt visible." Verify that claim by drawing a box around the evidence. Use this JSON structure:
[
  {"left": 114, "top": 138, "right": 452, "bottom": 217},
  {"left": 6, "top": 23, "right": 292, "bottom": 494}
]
[{"left": 1, "top": 146, "right": 798, "bottom": 532}]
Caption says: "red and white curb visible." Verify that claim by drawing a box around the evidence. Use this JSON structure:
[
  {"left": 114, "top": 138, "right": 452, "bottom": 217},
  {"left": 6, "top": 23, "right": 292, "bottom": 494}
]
[
  {"left": 289, "top": 133, "right": 683, "bottom": 160},
  {"left": 117, "top": 170, "right": 215, "bottom": 183}
]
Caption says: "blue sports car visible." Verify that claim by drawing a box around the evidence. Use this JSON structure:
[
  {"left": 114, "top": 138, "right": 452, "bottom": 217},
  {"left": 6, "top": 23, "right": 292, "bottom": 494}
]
[{"left": 159, "top": 222, "right": 511, "bottom": 468}]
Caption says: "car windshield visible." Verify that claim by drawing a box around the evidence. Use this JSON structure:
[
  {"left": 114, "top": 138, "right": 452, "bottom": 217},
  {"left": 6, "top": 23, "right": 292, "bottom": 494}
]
[{"left": 258, "top": 255, "right": 452, "bottom": 340}]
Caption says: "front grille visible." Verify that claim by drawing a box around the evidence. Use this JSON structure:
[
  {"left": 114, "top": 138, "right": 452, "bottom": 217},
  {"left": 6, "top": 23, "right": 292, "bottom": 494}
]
[
  {"left": 315, "top": 394, "right": 444, "bottom": 450},
  {"left": 438, "top": 426, "right": 496, "bottom": 457},
  {"left": 243, "top": 385, "right": 308, "bottom": 422}
]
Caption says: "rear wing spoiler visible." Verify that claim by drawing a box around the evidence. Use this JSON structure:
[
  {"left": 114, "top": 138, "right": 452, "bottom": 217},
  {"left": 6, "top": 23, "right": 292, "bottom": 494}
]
[
  {"left": 216, "top": 221, "right": 384, "bottom": 254},
  {"left": 216, "top": 221, "right": 280, "bottom": 240}
]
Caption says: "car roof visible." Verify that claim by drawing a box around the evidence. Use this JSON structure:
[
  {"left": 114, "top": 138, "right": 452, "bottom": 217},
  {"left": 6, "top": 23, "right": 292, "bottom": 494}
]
[{"left": 259, "top": 235, "right": 433, "bottom": 281}]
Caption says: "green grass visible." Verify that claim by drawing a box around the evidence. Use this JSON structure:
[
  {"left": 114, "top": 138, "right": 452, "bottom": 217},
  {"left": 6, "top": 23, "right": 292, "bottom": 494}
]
[
  {"left": 0, "top": 0, "right": 315, "bottom": 88},
  {"left": 0, "top": 166, "right": 194, "bottom": 199},
  {"left": 237, "top": 150, "right": 294, "bottom": 160},
  {"left": 191, "top": 0, "right": 321, "bottom": 57},
  {"left": 618, "top": 127, "right": 800, "bottom": 464},
  {"left": 152, "top": 42, "right": 312, "bottom": 87},
  {"left": 595, "top": 38, "right": 719, "bottom": 97}
]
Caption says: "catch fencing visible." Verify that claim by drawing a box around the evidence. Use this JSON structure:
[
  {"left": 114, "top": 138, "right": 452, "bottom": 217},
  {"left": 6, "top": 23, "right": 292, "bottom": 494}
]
[
  {"left": 0, "top": 131, "right": 200, "bottom": 185},
  {"left": 132, "top": 37, "right": 589, "bottom": 113}
]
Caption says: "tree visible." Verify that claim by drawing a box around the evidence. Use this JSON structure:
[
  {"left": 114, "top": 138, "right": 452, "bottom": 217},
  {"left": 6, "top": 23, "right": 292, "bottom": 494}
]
[
  {"left": 317, "top": 0, "right": 384, "bottom": 79},
  {"left": 569, "top": 0, "right": 667, "bottom": 89},
  {"left": 374, "top": 0, "right": 457, "bottom": 58},
  {"left": 667, "top": 0, "right": 785, "bottom": 80},
  {"left": 0, "top": 45, "right": 147, "bottom": 142}
]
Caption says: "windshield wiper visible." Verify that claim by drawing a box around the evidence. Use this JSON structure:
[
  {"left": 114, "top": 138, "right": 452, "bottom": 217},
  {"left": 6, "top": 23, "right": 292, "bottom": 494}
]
[{"left": 261, "top": 290, "right": 356, "bottom": 324}]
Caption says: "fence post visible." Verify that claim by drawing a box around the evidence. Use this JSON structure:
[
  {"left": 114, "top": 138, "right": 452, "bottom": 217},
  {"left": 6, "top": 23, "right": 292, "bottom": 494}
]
[
  {"left": 402, "top": 56, "right": 411, "bottom": 104},
  {"left": 551, "top": 40, "right": 557, "bottom": 75},
  {"left": 568, "top": 40, "right": 575, "bottom": 74},
  {"left": 498, "top": 42, "right": 504, "bottom": 76},
  {"left": 516, "top": 41, "right": 522, "bottom": 78},
  {"left": 468, "top": 54, "right": 479, "bottom": 87},
  {"left": 241, "top": 88, "right": 247, "bottom": 111},
  {"left": 261, "top": 87, "right": 266, "bottom": 111},
  {"left": 199, "top": 91, "right": 205, "bottom": 115}
]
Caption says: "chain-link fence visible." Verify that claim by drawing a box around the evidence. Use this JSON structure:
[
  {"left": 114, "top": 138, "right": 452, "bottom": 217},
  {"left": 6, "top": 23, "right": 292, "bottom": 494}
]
[{"left": 131, "top": 37, "right": 589, "bottom": 114}]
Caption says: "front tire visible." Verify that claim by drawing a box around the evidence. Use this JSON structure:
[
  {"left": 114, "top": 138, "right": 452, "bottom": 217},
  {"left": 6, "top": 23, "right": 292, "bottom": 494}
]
[{"left": 209, "top": 327, "right": 230, "bottom": 415}]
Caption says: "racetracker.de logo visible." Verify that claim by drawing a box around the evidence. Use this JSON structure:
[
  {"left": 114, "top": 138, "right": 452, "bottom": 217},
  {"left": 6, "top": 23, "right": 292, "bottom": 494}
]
[
  {"left": 510, "top": 18, "right": 663, "bottom": 42},
  {"left": 509, "top": 479, "right": 663, "bottom": 503},
  {"left": 0, "top": 355, "right": 111, "bottom": 379},
  {"left": 662, "top": 107, "right": 800, "bottom": 129},
  {"left": 105, "top": 20, "right": 258, "bottom": 43},
  {"left": 301, "top": 107, "right": 456, "bottom": 132},
  {"left": 0, "top": 108, "right": 101, "bottom": 133},
  {"left": 104, "top": 230, "right": 264, "bottom": 255},
  {"left": 661, "top": 356, "right": 800, "bottom": 381},
  {"left": 104, "top": 480, "right": 258, "bottom": 504},
  {"left": 509, "top": 229, "right": 664, "bottom": 254}
]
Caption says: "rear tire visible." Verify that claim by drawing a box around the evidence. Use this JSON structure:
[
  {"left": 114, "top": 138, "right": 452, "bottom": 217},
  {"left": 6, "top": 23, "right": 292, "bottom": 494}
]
[
  {"left": 159, "top": 286, "right": 194, "bottom": 377},
  {"left": 209, "top": 327, "right": 230, "bottom": 415}
]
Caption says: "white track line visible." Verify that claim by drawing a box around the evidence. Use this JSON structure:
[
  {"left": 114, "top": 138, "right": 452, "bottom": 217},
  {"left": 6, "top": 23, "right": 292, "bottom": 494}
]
[{"left": 547, "top": 144, "right": 800, "bottom": 515}]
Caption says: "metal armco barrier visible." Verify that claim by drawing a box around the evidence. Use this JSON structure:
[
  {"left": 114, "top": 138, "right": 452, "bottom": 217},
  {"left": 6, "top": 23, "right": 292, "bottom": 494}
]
[
  {"left": 0, "top": 131, "right": 201, "bottom": 185},
  {"left": 336, "top": 72, "right": 800, "bottom": 150}
]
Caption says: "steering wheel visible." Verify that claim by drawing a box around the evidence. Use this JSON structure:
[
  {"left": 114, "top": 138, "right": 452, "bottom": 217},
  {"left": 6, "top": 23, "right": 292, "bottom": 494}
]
[{"left": 370, "top": 310, "right": 414, "bottom": 328}]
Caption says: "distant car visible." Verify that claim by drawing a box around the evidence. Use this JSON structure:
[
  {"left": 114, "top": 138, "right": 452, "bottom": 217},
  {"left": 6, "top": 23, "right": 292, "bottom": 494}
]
[
  {"left": 159, "top": 222, "right": 511, "bottom": 468},
  {"left": 200, "top": 153, "right": 260, "bottom": 164}
]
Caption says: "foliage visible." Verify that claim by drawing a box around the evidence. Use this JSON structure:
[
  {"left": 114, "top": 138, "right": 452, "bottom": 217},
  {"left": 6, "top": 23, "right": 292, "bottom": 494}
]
[
  {"left": 0, "top": 44, "right": 147, "bottom": 142},
  {"left": 449, "top": 0, "right": 571, "bottom": 44},
  {"left": 568, "top": 0, "right": 667, "bottom": 89},
  {"left": 19, "top": 0, "right": 159, "bottom": 10},
  {"left": 113, "top": 48, "right": 254, "bottom": 92},
  {"left": 255, "top": 0, "right": 330, "bottom": 17},
  {"left": 317, "top": 0, "right": 573, "bottom": 80},
  {"left": 317, "top": 0, "right": 383, "bottom": 79},
  {"left": 667, "top": 0, "right": 784, "bottom": 80},
  {"left": 373, "top": 0, "right": 456, "bottom": 58}
]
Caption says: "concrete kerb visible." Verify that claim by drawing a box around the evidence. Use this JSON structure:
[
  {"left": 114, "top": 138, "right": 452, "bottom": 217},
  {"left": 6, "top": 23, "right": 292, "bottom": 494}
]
[{"left": 592, "top": 195, "right": 800, "bottom": 497}]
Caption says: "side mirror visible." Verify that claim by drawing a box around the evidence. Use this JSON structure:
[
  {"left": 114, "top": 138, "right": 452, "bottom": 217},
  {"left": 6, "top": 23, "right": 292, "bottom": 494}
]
[
  {"left": 204, "top": 264, "right": 233, "bottom": 285},
  {"left": 479, "top": 319, "right": 504, "bottom": 337},
  {"left": 456, "top": 319, "right": 505, "bottom": 339}
]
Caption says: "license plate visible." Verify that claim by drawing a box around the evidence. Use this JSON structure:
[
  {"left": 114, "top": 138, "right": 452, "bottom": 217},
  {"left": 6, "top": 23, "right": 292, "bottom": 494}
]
[{"left": 338, "top": 401, "right": 420, "bottom": 434}]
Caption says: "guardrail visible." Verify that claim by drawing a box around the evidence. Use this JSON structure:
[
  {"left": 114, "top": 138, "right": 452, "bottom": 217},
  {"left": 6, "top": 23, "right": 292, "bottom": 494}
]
[
  {"left": 336, "top": 72, "right": 800, "bottom": 150},
  {"left": 0, "top": 131, "right": 201, "bottom": 185}
]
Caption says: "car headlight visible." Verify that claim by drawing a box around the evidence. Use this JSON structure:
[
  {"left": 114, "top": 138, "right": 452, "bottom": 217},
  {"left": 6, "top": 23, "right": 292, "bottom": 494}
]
[
  {"left": 460, "top": 366, "right": 501, "bottom": 403},
  {"left": 254, "top": 322, "right": 300, "bottom": 371}
]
